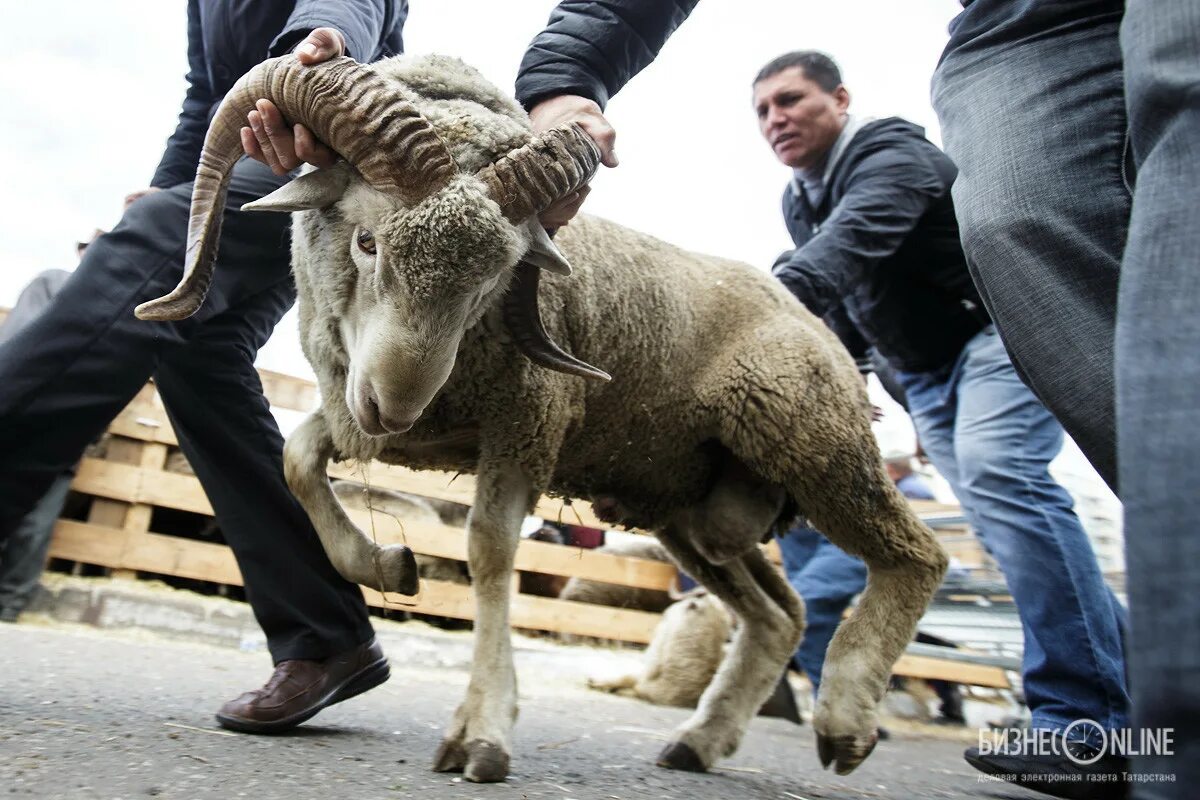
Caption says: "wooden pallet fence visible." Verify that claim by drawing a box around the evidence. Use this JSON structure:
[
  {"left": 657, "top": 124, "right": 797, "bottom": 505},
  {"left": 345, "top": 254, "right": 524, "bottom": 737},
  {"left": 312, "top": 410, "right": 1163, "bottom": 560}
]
[
  {"left": 46, "top": 370, "right": 670, "bottom": 643},
  {"left": 7, "top": 334, "right": 1006, "bottom": 684}
]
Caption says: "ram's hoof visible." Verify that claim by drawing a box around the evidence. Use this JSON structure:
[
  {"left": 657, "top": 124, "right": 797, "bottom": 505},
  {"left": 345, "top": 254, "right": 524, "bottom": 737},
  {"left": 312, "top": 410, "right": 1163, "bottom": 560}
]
[
  {"left": 464, "top": 739, "right": 510, "bottom": 783},
  {"left": 378, "top": 544, "right": 419, "bottom": 595},
  {"left": 816, "top": 730, "right": 878, "bottom": 775},
  {"left": 432, "top": 737, "right": 467, "bottom": 773},
  {"left": 656, "top": 741, "right": 707, "bottom": 772}
]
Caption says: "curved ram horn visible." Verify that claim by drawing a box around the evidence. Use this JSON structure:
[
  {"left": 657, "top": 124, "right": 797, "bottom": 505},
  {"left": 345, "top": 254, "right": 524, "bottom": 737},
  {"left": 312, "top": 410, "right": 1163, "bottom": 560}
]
[
  {"left": 475, "top": 124, "right": 602, "bottom": 223},
  {"left": 502, "top": 260, "right": 611, "bottom": 383},
  {"left": 136, "top": 54, "right": 457, "bottom": 322},
  {"left": 480, "top": 125, "right": 606, "bottom": 381}
]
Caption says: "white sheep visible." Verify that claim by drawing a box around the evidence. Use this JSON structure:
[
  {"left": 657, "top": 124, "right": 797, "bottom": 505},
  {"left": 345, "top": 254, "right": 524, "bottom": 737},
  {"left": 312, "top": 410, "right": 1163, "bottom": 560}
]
[
  {"left": 588, "top": 590, "right": 732, "bottom": 708},
  {"left": 137, "top": 53, "right": 947, "bottom": 783}
]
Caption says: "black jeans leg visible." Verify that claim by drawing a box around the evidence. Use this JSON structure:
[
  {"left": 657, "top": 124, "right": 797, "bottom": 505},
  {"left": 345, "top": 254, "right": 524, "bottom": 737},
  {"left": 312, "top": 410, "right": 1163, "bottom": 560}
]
[
  {"left": 155, "top": 278, "right": 373, "bottom": 662},
  {"left": 0, "top": 157, "right": 371, "bottom": 661}
]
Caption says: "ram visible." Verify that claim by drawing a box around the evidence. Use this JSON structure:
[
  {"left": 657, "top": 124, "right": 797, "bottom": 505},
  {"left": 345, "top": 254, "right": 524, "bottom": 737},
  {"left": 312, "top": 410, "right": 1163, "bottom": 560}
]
[{"left": 137, "top": 53, "right": 947, "bottom": 784}]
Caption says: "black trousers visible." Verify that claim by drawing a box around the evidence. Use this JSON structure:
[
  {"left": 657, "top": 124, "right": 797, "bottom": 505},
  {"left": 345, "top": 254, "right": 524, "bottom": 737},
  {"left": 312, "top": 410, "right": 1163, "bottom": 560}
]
[{"left": 0, "top": 158, "right": 373, "bottom": 662}]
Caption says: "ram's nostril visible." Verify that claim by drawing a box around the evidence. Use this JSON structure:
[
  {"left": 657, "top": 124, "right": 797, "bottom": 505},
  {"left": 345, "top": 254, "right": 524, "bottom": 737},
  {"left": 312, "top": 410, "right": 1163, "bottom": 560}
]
[{"left": 363, "top": 386, "right": 380, "bottom": 414}]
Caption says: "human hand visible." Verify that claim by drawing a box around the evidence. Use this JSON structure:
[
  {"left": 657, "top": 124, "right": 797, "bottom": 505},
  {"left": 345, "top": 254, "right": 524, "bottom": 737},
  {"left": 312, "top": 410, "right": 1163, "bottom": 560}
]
[
  {"left": 528, "top": 95, "right": 616, "bottom": 227},
  {"left": 241, "top": 27, "right": 345, "bottom": 174},
  {"left": 538, "top": 185, "right": 590, "bottom": 228},
  {"left": 528, "top": 94, "right": 618, "bottom": 168},
  {"left": 123, "top": 187, "right": 162, "bottom": 210}
]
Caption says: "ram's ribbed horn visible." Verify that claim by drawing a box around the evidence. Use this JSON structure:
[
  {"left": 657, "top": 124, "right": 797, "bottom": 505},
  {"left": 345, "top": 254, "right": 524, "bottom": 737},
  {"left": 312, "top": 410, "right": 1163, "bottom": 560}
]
[
  {"left": 476, "top": 124, "right": 601, "bottom": 223},
  {"left": 502, "top": 260, "right": 611, "bottom": 382},
  {"left": 478, "top": 124, "right": 608, "bottom": 381},
  {"left": 136, "top": 54, "right": 456, "bottom": 322}
]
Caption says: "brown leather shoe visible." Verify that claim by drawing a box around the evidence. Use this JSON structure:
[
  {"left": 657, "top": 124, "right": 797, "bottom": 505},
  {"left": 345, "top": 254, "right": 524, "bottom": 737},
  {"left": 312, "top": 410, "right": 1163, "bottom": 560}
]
[{"left": 216, "top": 637, "right": 389, "bottom": 733}]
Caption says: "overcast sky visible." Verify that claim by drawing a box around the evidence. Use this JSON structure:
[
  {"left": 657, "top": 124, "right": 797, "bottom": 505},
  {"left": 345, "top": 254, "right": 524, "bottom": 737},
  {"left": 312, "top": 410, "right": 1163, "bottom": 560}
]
[
  {"left": 0, "top": 1, "right": 1120, "bottom": 542},
  {"left": 0, "top": 0, "right": 963, "bottom": 376}
]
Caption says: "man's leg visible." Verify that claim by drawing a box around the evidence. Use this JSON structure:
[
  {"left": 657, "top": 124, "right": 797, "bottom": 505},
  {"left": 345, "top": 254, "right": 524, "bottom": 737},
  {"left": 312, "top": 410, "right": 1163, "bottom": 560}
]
[
  {"left": 932, "top": 0, "right": 1127, "bottom": 491},
  {"left": 777, "top": 525, "right": 866, "bottom": 692},
  {"left": 154, "top": 278, "right": 375, "bottom": 664},
  {"left": 953, "top": 330, "right": 1129, "bottom": 741},
  {"left": 0, "top": 157, "right": 386, "bottom": 730},
  {"left": 0, "top": 472, "right": 73, "bottom": 620},
  {"left": 0, "top": 158, "right": 291, "bottom": 535},
  {"left": 1117, "top": 2, "right": 1200, "bottom": 792}
]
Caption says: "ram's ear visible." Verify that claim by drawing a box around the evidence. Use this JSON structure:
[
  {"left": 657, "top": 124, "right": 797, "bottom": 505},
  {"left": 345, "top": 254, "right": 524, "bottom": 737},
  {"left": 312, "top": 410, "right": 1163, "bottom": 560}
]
[
  {"left": 242, "top": 165, "right": 351, "bottom": 212},
  {"left": 522, "top": 219, "right": 572, "bottom": 276}
]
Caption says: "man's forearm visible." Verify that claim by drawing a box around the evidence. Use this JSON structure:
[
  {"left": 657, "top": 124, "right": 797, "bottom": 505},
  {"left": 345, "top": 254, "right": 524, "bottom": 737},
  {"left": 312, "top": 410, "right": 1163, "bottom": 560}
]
[
  {"left": 274, "top": 0, "right": 397, "bottom": 61},
  {"left": 515, "top": 0, "right": 699, "bottom": 110}
]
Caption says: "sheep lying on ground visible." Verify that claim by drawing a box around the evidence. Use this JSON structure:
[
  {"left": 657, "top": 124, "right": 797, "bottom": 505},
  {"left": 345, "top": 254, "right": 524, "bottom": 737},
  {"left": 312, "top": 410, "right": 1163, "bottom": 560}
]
[
  {"left": 589, "top": 589, "right": 801, "bottom": 724},
  {"left": 589, "top": 590, "right": 732, "bottom": 707},
  {"left": 137, "top": 52, "right": 946, "bottom": 782}
]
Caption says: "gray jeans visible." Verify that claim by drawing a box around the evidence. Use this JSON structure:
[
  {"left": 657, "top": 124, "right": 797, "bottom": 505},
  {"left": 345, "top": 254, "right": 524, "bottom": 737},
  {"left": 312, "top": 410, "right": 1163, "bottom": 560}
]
[
  {"left": 934, "top": 0, "right": 1199, "bottom": 793},
  {"left": 0, "top": 472, "right": 71, "bottom": 614}
]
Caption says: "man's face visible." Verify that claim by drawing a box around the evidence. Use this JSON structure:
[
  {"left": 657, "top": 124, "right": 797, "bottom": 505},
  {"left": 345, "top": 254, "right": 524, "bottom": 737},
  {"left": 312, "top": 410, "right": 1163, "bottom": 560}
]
[{"left": 753, "top": 66, "right": 850, "bottom": 170}]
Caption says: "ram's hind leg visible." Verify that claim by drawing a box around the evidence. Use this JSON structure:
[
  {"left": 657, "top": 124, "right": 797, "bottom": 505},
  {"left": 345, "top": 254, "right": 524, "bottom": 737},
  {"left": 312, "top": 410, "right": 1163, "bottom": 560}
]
[
  {"left": 652, "top": 531, "right": 804, "bottom": 771},
  {"left": 719, "top": 359, "right": 947, "bottom": 775}
]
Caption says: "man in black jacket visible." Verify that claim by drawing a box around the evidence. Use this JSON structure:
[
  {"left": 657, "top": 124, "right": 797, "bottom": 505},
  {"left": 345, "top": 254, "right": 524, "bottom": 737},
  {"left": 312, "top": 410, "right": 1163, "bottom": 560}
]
[
  {"left": 755, "top": 51, "right": 1130, "bottom": 796},
  {"left": 0, "top": 2, "right": 407, "bottom": 733}
]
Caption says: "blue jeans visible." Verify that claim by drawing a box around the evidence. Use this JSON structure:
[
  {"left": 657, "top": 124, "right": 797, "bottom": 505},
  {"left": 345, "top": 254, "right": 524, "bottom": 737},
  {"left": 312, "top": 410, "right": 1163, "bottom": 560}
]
[
  {"left": 897, "top": 329, "right": 1130, "bottom": 745},
  {"left": 776, "top": 524, "right": 867, "bottom": 693},
  {"left": 934, "top": 2, "right": 1199, "bottom": 791}
]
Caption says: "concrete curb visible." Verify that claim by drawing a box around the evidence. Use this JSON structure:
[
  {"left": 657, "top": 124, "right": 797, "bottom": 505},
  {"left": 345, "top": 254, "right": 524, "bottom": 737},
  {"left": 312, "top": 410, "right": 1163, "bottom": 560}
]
[{"left": 21, "top": 573, "right": 645, "bottom": 680}]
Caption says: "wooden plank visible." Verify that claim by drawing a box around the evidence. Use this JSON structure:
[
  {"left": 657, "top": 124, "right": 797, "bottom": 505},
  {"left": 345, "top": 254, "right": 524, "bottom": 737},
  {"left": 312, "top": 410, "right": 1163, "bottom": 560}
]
[
  {"left": 909, "top": 499, "right": 964, "bottom": 516},
  {"left": 508, "top": 591, "right": 660, "bottom": 642},
  {"left": 341, "top": 508, "right": 673, "bottom": 590},
  {"left": 49, "top": 521, "right": 1014, "bottom": 658},
  {"left": 138, "top": 469, "right": 214, "bottom": 516},
  {"left": 363, "top": 579, "right": 659, "bottom": 643},
  {"left": 103, "top": 390, "right": 612, "bottom": 530},
  {"left": 108, "top": 402, "right": 177, "bottom": 446},
  {"left": 49, "top": 520, "right": 128, "bottom": 566},
  {"left": 74, "top": 459, "right": 671, "bottom": 588},
  {"left": 328, "top": 462, "right": 609, "bottom": 530},
  {"left": 73, "top": 459, "right": 143, "bottom": 505},
  {"left": 49, "top": 520, "right": 243, "bottom": 585},
  {"left": 258, "top": 368, "right": 318, "bottom": 413},
  {"left": 48, "top": 521, "right": 660, "bottom": 643},
  {"left": 892, "top": 654, "right": 1011, "bottom": 689}
]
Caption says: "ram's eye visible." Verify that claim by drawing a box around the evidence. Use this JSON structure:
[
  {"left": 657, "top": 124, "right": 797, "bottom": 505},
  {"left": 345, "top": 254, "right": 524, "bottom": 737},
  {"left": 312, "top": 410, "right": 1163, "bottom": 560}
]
[{"left": 356, "top": 229, "right": 377, "bottom": 255}]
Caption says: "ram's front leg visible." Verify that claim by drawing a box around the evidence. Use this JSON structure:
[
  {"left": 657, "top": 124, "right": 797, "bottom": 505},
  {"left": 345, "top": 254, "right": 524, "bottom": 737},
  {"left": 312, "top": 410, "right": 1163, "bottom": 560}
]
[
  {"left": 284, "top": 412, "right": 418, "bottom": 594},
  {"left": 432, "top": 462, "right": 531, "bottom": 783}
]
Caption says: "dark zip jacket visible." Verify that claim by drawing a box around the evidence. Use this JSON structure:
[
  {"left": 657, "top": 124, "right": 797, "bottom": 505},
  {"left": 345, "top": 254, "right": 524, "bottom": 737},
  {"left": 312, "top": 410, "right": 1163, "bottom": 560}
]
[
  {"left": 515, "top": 0, "right": 698, "bottom": 110},
  {"left": 772, "top": 117, "right": 987, "bottom": 374},
  {"left": 151, "top": 0, "right": 407, "bottom": 190}
]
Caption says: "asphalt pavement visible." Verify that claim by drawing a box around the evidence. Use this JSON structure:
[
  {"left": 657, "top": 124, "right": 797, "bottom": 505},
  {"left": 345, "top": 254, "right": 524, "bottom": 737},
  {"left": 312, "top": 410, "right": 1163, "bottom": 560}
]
[{"left": 0, "top": 610, "right": 1045, "bottom": 800}]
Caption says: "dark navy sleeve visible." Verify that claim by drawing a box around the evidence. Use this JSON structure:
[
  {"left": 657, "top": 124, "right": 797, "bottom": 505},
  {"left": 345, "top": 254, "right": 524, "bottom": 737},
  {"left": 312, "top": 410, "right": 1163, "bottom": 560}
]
[
  {"left": 515, "top": 0, "right": 699, "bottom": 110},
  {"left": 771, "top": 144, "right": 946, "bottom": 318},
  {"left": 823, "top": 303, "right": 872, "bottom": 373},
  {"left": 150, "top": 0, "right": 213, "bottom": 189},
  {"left": 269, "top": 0, "right": 396, "bottom": 62}
]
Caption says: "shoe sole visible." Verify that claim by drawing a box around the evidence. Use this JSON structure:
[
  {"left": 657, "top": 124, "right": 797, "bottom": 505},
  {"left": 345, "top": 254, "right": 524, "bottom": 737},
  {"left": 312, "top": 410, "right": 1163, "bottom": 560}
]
[{"left": 215, "top": 657, "right": 390, "bottom": 735}]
